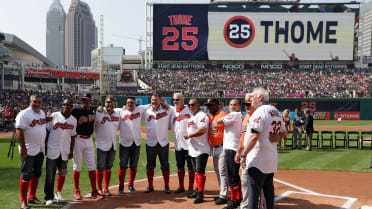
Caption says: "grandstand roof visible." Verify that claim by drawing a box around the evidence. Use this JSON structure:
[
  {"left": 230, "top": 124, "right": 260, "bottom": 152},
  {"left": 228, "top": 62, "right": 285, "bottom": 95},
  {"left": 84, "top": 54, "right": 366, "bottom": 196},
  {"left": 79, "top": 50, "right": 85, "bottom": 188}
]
[{"left": 2, "top": 33, "right": 54, "bottom": 67}]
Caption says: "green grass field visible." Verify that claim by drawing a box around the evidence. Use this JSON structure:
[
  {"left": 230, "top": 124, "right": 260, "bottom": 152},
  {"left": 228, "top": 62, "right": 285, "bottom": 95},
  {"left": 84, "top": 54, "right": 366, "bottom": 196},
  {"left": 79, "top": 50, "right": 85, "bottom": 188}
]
[{"left": 1, "top": 120, "right": 371, "bottom": 208}]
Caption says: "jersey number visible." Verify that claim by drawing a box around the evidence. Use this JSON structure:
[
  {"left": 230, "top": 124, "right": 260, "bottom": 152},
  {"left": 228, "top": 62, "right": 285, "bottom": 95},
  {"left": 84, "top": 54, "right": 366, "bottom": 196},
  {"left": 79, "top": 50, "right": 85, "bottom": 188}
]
[
  {"left": 269, "top": 120, "right": 281, "bottom": 135},
  {"left": 162, "top": 27, "right": 198, "bottom": 51}
]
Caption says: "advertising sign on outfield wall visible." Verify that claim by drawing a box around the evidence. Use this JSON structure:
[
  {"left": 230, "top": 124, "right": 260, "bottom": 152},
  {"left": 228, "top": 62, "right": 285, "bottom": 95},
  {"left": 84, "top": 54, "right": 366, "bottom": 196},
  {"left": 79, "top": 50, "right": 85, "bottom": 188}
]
[
  {"left": 334, "top": 112, "right": 360, "bottom": 120},
  {"left": 313, "top": 112, "right": 330, "bottom": 120}
]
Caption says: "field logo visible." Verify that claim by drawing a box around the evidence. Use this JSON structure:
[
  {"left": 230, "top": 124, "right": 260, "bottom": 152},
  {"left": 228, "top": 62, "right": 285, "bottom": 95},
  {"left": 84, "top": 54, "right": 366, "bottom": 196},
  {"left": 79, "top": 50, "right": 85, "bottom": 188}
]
[{"left": 223, "top": 16, "right": 255, "bottom": 48}]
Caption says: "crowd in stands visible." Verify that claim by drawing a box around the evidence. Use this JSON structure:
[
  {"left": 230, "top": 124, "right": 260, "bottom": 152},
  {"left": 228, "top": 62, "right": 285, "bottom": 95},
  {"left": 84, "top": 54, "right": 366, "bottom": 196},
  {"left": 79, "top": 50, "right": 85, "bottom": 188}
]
[
  {"left": 138, "top": 68, "right": 371, "bottom": 98},
  {"left": 0, "top": 90, "right": 99, "bottom": 124}
]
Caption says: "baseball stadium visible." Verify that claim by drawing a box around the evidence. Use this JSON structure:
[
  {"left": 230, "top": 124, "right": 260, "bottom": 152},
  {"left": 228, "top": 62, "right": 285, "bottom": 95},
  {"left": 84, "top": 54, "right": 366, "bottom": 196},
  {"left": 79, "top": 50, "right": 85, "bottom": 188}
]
[{"left": 0, "top": 1, "right": 372, "bottom": 209}]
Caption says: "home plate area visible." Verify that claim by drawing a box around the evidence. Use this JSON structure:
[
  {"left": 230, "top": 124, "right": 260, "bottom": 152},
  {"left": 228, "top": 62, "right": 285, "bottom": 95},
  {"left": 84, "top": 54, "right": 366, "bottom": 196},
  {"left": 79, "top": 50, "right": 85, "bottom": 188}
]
[{"left": 64, "top": 170, "right": 371, "bottom": 209}]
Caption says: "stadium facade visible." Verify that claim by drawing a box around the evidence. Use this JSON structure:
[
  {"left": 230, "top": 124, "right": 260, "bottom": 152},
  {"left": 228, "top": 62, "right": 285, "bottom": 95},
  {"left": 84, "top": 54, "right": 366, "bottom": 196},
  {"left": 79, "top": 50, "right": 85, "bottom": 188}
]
[
  {"left": 65, "top": 0, "right": 97, "bottom": 67},
  {"left": 46, "top": 0, "right": 66, "bottom": 66}
]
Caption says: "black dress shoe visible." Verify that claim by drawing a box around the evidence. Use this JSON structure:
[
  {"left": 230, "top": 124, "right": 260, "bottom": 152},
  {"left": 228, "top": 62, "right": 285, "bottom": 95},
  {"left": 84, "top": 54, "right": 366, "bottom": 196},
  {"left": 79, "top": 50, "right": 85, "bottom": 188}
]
[
  {"left": 187, "top": 189, "right": 197, "bottom": 198},
  {"left": 144, "top": 186, "right": 154, "bottom": 193},
  {"left": 29, "top": 197, "right": 43, "bottom": 204},
  {"left": 164, "top": 186, "right": 171, "bottom": 194},
  {"left": 193, "top": 191, "right": 204, "bottom": 204},
  {"left": 128, "top": 184, "right": 136, "bottom": 193}
]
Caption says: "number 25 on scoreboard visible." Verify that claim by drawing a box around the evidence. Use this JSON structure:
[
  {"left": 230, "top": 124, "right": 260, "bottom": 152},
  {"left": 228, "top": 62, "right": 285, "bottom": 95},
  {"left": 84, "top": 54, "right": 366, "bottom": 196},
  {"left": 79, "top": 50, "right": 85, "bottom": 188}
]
[{"left": 162, "top": 27, "right": 199, "bottom": 51}]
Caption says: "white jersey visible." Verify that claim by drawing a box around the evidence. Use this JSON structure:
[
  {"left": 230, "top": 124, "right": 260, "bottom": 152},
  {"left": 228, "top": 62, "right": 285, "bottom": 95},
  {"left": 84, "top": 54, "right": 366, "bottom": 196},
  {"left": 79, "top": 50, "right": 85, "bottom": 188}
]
[
  {"left": 95, "top": 108, "right": 120, "bottom": 151},
  {"left": 187, "top": 110, "right": 210, "bottom": 157},
  {"left": 46, "top": 112, "right": 77, "bottom": 160},
  {"left": 244, "top": 105, "right": 286, "bottom": 173},
  {"left": 223, "top": 112, "right": 243, "bottom": 151},
  {"left": 118, "top": 105, "right": 147, "bottom": 147},
  {"left": 143, "top": 106, "right": 173, "bottom": 147},
  {"left": 15, "top": 107, "right": 47, "bottom": 156},
  {"left": 171, "top": 105, "right": 191, "bottom": 151}
]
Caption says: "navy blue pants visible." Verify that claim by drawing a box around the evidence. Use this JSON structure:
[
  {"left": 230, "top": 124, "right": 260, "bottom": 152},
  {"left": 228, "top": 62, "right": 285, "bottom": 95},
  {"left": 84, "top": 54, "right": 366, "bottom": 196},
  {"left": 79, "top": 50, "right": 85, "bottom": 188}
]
[
  {"left": 20, "top": 152, "right": 44, "bottom": 181},
  {"left": 119, "top": 143, "right": 140, "bottom": 169},
  {"left": 175, "top": 149, "right": 193, "bottom": 169},
  {"left": 247, "top": 167, "right": 274, "bottom": 209},
  {"left": 225, "top": 149, "right": 241, "bottom": 187},
  {"left": 146, "top": 143, "right": 169, "bottom": 170}
]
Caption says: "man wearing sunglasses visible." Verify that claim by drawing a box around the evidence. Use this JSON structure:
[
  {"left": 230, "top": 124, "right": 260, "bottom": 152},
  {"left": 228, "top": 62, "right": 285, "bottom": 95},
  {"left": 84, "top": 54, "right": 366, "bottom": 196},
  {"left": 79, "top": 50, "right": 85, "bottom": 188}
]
[
  {"left": 71, "top": 93, "right": 103, "bottom": 200},
  {"left": 184, "top": 99, "right": 210, "bottom": 204},
  {"left": 170, "top": 93, "right": 195, "bottom": 196},
  {"left": 94, "top": 95, "right": 120, "bottom": 196},
  {"left": 44, "top": 99, "right": 77, "bottom": 206},
  {"left": 205, "top": 98, "right": 228, "bottom": 205},
  {"left": 16, "top": 95, "right": 47, "bottom": 209},
  {"left": 142, "top": 93, "right": 174, "bottom": 194}
]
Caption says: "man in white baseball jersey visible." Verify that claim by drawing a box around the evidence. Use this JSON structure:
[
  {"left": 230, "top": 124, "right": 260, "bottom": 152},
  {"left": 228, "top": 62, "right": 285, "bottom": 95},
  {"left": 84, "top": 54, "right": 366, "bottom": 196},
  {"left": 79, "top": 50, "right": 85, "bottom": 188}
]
[
  {"left": 214, "top": 99, "right": 243, "bottom": 209},
  {"left": 95, "top": 95, "right": 120, "bottom": 196},
  {"left": 117, "top": 97, "right": 147, "bottom": 194},
  {"left": 184, "top": 99, "right": 210, "bottom": 204},
  {"left": 44, "top": 99, "right": 77, "bottom": 206},
  {"left": 16, "top": 94, "right": 47, "bottom": 209},
  {"left": 171, "top": 93, "right": 195, "bottom": 195},
  {"left": 241, "top": 88, "right": 287, "bottom": 209},
  {"left": 143, "top": 94, "right": 173, "bottom": 194},
  {"left": 71, "top": 93, "right": 103, "bottom": 200}
]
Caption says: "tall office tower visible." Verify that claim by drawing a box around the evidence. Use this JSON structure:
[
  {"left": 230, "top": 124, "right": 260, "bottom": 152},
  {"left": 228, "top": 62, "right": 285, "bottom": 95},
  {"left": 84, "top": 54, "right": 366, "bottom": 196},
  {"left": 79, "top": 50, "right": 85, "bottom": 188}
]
[
  {"left": 46, "top": 0, "right": 66, "bottom": 66},
  {"left": 65, "top": 0, "right": 97, "bottom": 67}
]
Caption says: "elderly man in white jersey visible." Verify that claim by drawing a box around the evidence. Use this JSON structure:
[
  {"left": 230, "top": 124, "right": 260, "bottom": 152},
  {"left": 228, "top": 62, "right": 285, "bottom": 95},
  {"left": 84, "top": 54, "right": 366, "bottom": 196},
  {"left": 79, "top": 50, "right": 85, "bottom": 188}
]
[
  {"left": 95, "top": 95, "right": 120, "bottom": 196},
  {"left": 44, "top": 98, "right": 77, "bottom": 206},
  {"left": 171, "top": 93, "right": 195, "bottom": 195},
  {"left": 184, "top": 99, "right": 210, "bottom": 204},
  {"left": 143, "top": 93, "right": 174, "bottom": 194},
  {"left": 241, "top": 88, "right": 287, "bottom": 209},
  {"left": 117, "top": 96, "right": 148, "bottom": 194},
  {"left": 214, "top": 99, "right": 243, "bottom": 209},
  {"left": 16, "top": 94, "right": 47, "bottom": 209}
]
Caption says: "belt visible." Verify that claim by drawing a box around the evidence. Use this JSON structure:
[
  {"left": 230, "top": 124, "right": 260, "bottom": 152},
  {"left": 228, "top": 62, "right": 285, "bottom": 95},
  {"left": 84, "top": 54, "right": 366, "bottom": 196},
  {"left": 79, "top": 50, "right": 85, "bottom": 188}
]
[
  {"left": 213, "top": 143, "right": 223, "bottom": 148},
  {"left": 79, "top": 135, "right": 91, "bottom": 139}
]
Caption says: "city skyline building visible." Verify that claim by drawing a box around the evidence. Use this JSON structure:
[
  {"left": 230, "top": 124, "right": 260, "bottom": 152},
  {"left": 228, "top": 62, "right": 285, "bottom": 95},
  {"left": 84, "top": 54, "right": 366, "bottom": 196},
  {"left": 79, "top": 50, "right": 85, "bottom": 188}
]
[
  {"left": 65, "top": 0, "right": 97, "bottom": 67},
  {"left": 46, "top": 0, "right": 66, "bottom": 66}
]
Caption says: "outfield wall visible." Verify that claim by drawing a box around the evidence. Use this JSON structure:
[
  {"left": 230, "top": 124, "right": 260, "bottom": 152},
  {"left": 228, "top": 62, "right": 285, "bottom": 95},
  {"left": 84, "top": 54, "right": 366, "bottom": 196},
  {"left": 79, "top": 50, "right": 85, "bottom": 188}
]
[{"left": 102, "top": 96, "right": 372, "bottom": 120}]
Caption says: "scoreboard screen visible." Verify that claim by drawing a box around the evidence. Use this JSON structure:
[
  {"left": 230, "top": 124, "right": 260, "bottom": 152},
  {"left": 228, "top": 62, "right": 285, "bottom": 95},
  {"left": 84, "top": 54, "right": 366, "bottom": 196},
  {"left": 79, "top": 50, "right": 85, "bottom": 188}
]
[{"left": 153, "top": 4, "right": 357, "bottom": 61}]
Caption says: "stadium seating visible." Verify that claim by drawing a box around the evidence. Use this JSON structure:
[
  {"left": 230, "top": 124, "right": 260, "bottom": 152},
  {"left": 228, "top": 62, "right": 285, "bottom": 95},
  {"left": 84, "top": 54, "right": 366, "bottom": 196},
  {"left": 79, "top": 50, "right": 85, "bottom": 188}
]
[
  {"left": 360, "top": 131, "right": 372, "bottom": 149},
  {"left": 334, "top": 131, "right": 347, "bottom": 149}
]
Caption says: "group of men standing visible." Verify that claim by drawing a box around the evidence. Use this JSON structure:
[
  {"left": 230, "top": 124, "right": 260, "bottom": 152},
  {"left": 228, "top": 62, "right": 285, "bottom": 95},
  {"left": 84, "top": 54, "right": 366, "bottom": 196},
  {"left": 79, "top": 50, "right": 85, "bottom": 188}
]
[{"left": 16, "top": 87, "right": 287, "bottom": 209}]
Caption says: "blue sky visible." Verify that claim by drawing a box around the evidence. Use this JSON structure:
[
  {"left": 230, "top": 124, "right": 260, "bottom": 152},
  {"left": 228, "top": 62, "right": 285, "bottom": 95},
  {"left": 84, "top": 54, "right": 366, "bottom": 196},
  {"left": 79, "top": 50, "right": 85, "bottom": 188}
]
[{"left": 0, "top": 0, "right": 368, "bottom": 56}]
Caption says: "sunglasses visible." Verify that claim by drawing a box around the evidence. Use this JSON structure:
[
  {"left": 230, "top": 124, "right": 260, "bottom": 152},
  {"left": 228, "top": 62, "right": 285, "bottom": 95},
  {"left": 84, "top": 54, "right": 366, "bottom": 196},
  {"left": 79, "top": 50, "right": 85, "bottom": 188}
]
[
  {"left": 244, "top": 103, "right": 251, "bottom": 107},
  {"left": 105, "top": 101, "right": 113, "bottom": 103},
  {"left": 188, "top": 103, "right": 198, "bottom": 107},
  {"left": 62, "top": 103, "right": 70, "bottom": 106},
  {"left": 173, "top": 99, "right": 179, "bottom": 101}
]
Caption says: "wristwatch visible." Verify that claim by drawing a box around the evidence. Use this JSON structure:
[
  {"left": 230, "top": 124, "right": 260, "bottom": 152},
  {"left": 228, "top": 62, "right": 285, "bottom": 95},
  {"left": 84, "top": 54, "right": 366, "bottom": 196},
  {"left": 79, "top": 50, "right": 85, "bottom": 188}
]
[{"left": 240, "top": 155, "right": 246, "bottom": 158}]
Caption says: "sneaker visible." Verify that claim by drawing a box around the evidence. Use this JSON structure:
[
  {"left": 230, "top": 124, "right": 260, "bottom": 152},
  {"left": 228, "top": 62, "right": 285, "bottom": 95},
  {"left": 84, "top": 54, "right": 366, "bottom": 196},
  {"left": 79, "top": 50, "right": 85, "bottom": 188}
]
[
  {"left": 174, "top": 187, "right": 185, "bottom": 194},
  {"left": 215, "top": 197, "right": 228, "bottom": 205},
  {"left": 98, "top": 190, "right": 104, "bottom": 196},
  {"left": 144, "top": 186, "right": 154, "bottom": 193},
  {"left": 28, "top": 197, "right": 43, "bottom": 204},
  {"left": 74, "top": 190, "right": 82, "bottom": 200},
  {"left": 20, "top": 202, "right": 29, "bottom": 209},
  {"left": 45, "top": 200, "right": 53, "bottom": 206},
  {"left": 91, "top": 191, "right": 104, "bottom": 200},
  {"left": 223, "top": 201, "right": 236, "bottom": 209},
  {"left": 118, "top": 185, "right": 124, "bottom": 195},
  {"left": 128, "top": 184, "right": 136, "bottom": 193},
  {"left": 164, "top": 186, "right": 171, "bottom": 194},
  {"left": 54, "top": 192, "right": 65, "bottom": 203},
  {"left": 103, "top": 190, "right": 112, "bottom": 196}
]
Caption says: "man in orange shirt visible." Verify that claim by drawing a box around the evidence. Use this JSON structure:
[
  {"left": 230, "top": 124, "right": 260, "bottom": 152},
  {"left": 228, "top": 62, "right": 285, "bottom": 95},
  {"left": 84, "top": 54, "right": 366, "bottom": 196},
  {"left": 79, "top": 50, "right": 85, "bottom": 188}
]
[{"left": 206, "top": 98, "right": 228, "bottom": 205}]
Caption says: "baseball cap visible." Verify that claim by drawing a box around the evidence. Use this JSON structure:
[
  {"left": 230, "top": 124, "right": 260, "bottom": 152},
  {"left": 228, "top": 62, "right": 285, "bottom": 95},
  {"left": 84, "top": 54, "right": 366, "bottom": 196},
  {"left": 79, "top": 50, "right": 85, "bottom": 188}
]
[
  {"left": 204, "top": 98, "right": 219, "bottom": 106},
  {"left": 81, "top": 93, "right": 92, "bottom": 101}
]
